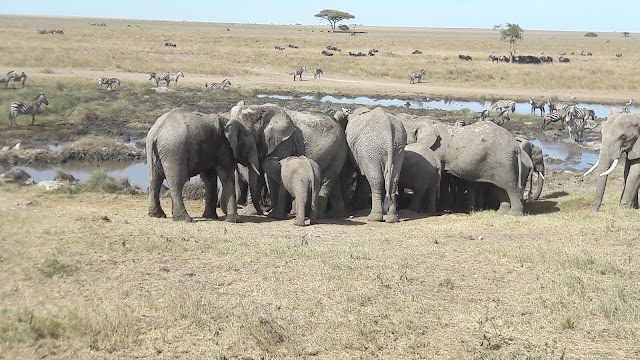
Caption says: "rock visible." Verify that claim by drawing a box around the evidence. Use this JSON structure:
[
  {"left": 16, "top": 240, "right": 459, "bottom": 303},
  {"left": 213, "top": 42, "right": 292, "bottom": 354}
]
[
  {"left": 12, "top": 143, "right": 21, "bottom": 150},
  {"left": 1, "top": 146, "right": 9, "bottom": 151},
  {"left": 53, "top": 171, "right": 78, "bottom": 183},
  {"left": 0, "top": 169, "right": 33, "bottom": 185},
  {"left": 151, "top": 87, "right": 173, "bottom": 93},
  {"left": 37, "top": 180, "right": 66, "bottom": 191}
]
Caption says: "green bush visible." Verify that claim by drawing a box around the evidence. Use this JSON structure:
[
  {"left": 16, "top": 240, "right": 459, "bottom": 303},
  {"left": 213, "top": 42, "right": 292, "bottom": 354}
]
[
  {"left": 584, "top": 32, "right": 598, "bottom": 38},
  {"left": 79, "top": 172, "right": 140, "bottom": 195}
]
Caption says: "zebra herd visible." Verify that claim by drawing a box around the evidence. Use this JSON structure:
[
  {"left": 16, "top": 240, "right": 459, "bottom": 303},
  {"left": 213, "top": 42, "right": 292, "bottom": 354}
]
[
  {"left": 148, "top": 71, "right": 184, "bottom": 87},
  {"left": 288, "top": 67, "right": 324, "bottom": 81},
  {"left": 0, "top": 71, "right": 27, "bottom": 89}
]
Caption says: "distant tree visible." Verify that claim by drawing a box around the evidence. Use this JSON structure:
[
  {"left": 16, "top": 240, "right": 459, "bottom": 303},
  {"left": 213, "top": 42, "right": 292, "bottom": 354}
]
[
  {"left": 492, "top": 24, "right": 502, "bottom": 30},
  {"left": 584, "top": 32, "right": 598, "bottom": 38},
  {"left": 338, "top": 24, "right": 350, "bottom": 31},
  {"left": 623, "top": 31, "right": 630, "bottom": 37},
  {"left": 497, "top": 23, "right": 524, "bottom": 57},
  {"left": 315, "top": 9, "right": 355, "bottom": 32}
]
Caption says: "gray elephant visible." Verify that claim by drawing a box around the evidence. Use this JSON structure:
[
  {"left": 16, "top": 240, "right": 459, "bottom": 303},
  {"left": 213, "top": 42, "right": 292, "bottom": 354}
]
[
  {"left": 228, "top": 102, "right": 347, "bottom": 219},
  {"left": 516, "top": 138, "right": 545, "bottom": 201},
  {"left": 585, "top": 110, "right": 640, "bottom": 211},
  {"left": 273, "top": 156, "right": 321, "bottom": 226},
  {"left": 346, "top": 107, "right": 407, "bottom": 222},
  {"left": 398, "top": 142, "right": 441, "bottom": 214},
  {"left": 414, "top": 120, "right": 524, "bottom": 215},
  {"left": 146, "top": 109, "right": 260, "bottom": 222}
]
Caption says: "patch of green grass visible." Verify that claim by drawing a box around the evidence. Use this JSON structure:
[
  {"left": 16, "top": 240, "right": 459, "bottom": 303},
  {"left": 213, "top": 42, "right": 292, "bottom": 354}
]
[
  {"left": 49, "top": 94, "right": 74, "bottom": 113},
  {"left": 76, "top": 172, "right": 139, "bottom": 195},
  {"left": 38, "top": 258, "right": 78, "bottom": 278},
  {"left": 0, "top": 308, "right": 64, "bottom": 342}
]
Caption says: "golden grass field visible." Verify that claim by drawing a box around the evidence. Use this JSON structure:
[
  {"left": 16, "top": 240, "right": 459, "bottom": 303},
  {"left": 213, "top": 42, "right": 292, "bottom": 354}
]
[{"left": 0, "top": 14, "right": 640, "bottom": 360}]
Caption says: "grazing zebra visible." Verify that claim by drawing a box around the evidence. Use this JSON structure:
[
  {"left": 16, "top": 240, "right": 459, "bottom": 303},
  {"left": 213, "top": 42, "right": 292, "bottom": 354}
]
[
  {"left": 321, "top": 49, "right": 333, "bottom": 56},
  {"left": 166, "top": 71, "right": 184, "bottom": 86},
  {"left": 489, "top": 100, "right": 516, "bottom": 113},
  {"left": 291, "top": 66, "right": 307, "bottom": 81},
  {"left": 480, "top": 110, "right": 510, "bottom": 126},
  {"left": 10, "top": 72, "right": 27, "bottom": 89},
  {"left": 529, "top": 97, "right": 546, "bottom": 116},
  {"left": 97, "top": 77, "right": 120, "bottom": 91},
  {"left": 409, "top": 69, "right": 426, "bottom": 84},
  {"left": 541, "top": 106, "right": 576, "bottom": 129},
  {"left": 312, "top": 68, "right": 323, "bottom": 79},
  {"left": 205, "top": 79, "right": 231, "bottom": 90},
  {"left": 8, "top": 93, "right": 49, "bottom": 127}
]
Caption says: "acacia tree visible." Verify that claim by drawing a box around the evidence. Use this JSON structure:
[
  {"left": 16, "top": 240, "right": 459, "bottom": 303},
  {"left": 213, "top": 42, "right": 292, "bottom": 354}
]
[
  {"left": 315, "top": 9, "right": 355, "bottom": 32},
  {"left": 623, "top": 32, "right": 630, "bottom": 37},
  {"left": 497, "top": 23, "right": 524, "bottom": 57}
]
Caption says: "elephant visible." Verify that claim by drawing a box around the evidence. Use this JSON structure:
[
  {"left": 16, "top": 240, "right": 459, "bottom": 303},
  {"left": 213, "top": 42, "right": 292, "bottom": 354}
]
[
  {"left": 273, "top": 156, "right": 321, "bottom": 226},
  {"left": 228, "top": 102, "right": 347, "bottom": 219},
  {"left": 146, "top": 109, "right": 260, "bottom": 222},
  {"left": 345, "top": 107, "right": 407, "bottom": 222},
  {"left": 584, "top": 110, "right": 640, "bottom": 212},
  {"left": 414, "top": 120, "right": 524, "bottom": 215},
  {"left": 516, "top": 138, "right": 545, "bottom": 201},
  {"left": 398, "top": 142, "right": 441, "bottom": 214}
]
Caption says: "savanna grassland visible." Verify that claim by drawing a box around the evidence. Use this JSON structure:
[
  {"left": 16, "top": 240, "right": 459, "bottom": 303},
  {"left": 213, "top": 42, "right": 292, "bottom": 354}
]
[{"left": 0, "top": 14, "right": 640, "bottom": 360}]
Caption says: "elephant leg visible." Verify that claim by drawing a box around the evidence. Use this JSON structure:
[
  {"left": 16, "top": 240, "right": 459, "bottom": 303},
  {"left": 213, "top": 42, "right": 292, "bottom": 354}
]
[
  {"left": 620, "top": 160, "right": 640, "bottom": 209},
  {"left": 271, "top": 181, "right": 289, "bottom": 220},
  {"left": 466, "top": 181, "right": 478, "bottom": 212},
  {"left": 476, "top": 183, "right": 485, "bottom": 210},
  {"left": 424, "top": 186, "right": 437, "bottom": 215},
  {"left": 408, "top": 188, "right": 425, "bottom": 213},
  {"left": 505, "top": 186, "right": 524, "bottom": 216},
  {"left": 218, "top": 167, "right": 239, "bottom": 223},
  {"left": 148, "top": 168, "right": 166, "bottom": 218},
  {"left": 368, "top": 177, "right": 384, "bottom": 222},
  {"left": 166, "top": 172, "right": 191, "bottom": 222},
  {"left": 200, "top": 170, "right": 219, "bottom": 219},
  {"left": 385, "top": 159, "right": 403, "bottom": 223}
]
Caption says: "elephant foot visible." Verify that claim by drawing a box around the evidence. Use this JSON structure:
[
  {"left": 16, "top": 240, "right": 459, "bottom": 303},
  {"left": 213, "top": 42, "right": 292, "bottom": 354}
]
[
  {"left": 325, "top": 207, "right": 346, "bottom": 219},
  {"left": 172, "top": 213, "right": 193, "bottom": 222},
  {"left": 497, "top": 202, "right": 511, "bottom": 214},
  {"left": 385, "top": 213, "right": 400, "bottom": 223},
  {"left": 225, "top": 213, "right": 241, "bottom": 223},
  {"left": 309, "top": 218, "right": 318, "bottom": 225},
  {"left": 148, "top": 209, "right": 167, "bottom": 218},
  {"left": 508, "top": 208, "right": 524, "bottom": 216},
  {"left": 240, "top": 204, "right": 261, "bottom": 216},
  {"left": 293, "top": 217, "right": 306, "bottom": 226},
  {"left": 268, "top": 210, "right": 287, "bottom": 220},
  {"left": 202, "top": 209, "right": 219, "bottom": 219},
  {"left": 367, "top": 212, "right": 384, "bottom": 222}
]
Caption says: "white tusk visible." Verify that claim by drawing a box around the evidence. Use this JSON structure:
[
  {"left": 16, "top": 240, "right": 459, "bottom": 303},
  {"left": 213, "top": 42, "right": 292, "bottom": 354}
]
[
  {"left": 583, "top": 160, "right": 599, "bottom": 176},
  {"left": 539, "top": 173, "right": 545, "bottom": 181},
  {"left": 251, "top": 163, "right": 260, "bottom": 175},
  {"left": 599, "top": 158, "right": 619, "bottom": 177}
]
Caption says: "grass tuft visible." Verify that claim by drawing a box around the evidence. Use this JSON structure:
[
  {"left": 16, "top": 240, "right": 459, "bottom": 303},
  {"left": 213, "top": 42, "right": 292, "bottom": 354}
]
[{"left": 38, "top": 258, "right": 78, "bottom": 278}]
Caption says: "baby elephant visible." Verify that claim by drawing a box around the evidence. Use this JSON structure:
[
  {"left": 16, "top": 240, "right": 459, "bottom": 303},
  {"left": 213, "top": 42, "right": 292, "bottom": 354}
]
[
  {"left": 398, "top": 142, "right": 441, "bottom": 214},
  {"left": 277, "top": 156, "right": 321, "bottom": 226}
]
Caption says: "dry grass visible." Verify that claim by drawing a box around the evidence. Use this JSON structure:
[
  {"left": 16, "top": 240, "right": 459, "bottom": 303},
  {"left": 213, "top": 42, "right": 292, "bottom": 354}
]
[
  {"left": 0, "top": 15, "right": 638, "bottom": 101},
  {"left": 0, "top": 168, "right": 639, "bottom": 359}
]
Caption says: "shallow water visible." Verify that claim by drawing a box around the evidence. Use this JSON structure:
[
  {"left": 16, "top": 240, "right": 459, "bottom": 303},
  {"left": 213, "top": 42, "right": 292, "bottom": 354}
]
[
  {"left": 532, "top": 139, "right": 599, "bottom": 171},
  {"left": 256, "top": 93, "right": 637, "bottom": 119}
]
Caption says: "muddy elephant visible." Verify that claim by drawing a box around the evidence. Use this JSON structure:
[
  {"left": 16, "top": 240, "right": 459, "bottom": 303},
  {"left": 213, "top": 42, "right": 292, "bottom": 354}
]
[
  {"left": 517, "top": 138, "right": 545, "bottom": 201},
  {"left": 398, "top": 142, "right": 441, "bottom": 214},
  {"left": 346, "top": 107, "right": 407, "bottom": 222},
  {"left": 146, "top": 109, "right": 260, "bottom": 222},
  {"left": 228, "top": 102, "right": 347, "bottom": 218},
  {"left": 414, "top": 120, "right": 524, "bottom": 215},
  {"left": 273, "top": 156, "right": 321, "bottom": 226},
  {"left": 585, "top": 110, "right": 640, "bottom": 211}
]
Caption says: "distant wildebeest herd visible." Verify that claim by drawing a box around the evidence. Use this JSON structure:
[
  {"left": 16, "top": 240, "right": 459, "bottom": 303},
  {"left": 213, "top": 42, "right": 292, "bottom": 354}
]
[{"left": 36, "top": 29, "right": 64, "bottom": 35}]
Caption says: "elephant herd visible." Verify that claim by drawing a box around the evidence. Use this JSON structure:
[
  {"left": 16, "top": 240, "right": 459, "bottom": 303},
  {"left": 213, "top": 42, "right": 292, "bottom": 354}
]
[{"left": 146, "top": 101, "right": 639, "bottom": 225}]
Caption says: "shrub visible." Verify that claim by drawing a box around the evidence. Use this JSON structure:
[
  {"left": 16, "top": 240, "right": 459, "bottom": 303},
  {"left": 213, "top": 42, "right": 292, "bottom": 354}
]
[
  {"left": 584, "top": 32, "right": 598, "bottom": 38},
  {"left": 78, "top": 172, "right": 141, "bottom": 195}
]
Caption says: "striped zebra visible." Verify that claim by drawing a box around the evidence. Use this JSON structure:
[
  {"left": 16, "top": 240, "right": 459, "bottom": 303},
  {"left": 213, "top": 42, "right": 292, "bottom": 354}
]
[
  {"left": 291, "top": 66, "right": 307, "bottom": 81},
  {"left": 489, "top": 100, "right": 516, "bottom": 113},
  {"left": 148, "top": 72, "right": 168, "bottom": 87},
  {"left": 571, "top": 107, "right": 596, "bottom": 121},
  {"left": 541, "top": 106, "right": 575, "bottom": 129},
  {"left": 409, "top": 69, "right": 425, "bottom": 84},
  {"left": 11, "top": 72, "right": 27, "bottom": 88},
  {"left": 205, "top": 79, "right": 231, "bottom": 90},
  {"left": 545, "top": 100, "right": 572, "bottom": 113},
  {"left": 8, "top": 93, "right": 48, "bottom": 127},
  {"left": 97, "top": 77, "right": 120, "bottom": 91},
  {"left": 480, "top": 110, "right": 510, "bottom": 126},
  {"left": 0, "top": 71, "right": 17, "bottom": 89},
  {"left": 166, "top": 71, "right": 184, "bottom": 86},
  {"left": 529, "top": 97, "right": 546, "bottom": 116},
  {"left": 312, "top": 68, "right": 323, "bottom": 79}
]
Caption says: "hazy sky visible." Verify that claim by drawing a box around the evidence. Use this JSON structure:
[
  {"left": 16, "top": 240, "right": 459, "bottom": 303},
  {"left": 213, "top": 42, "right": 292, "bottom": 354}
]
[{"left": 5, "top": 0, "right": 639, "bottom": 32}]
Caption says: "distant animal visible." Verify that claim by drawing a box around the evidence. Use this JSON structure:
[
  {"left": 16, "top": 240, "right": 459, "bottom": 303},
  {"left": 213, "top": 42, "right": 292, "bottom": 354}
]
[
  {"left": 312, "top": 68, "right": 323, "bottom": 80},
  {"left": 529, "top": 97, "right": 546, "bottom": 116},
  {"left": 1, "top": 71, "right": 26, "bottom": 89},
  {"left": 274, "top": 46, "right": 285, "bottom": 50},
  {"left": 559, "top": 56, "right": 570, "bottom": 63},
  {"left": 545, "top": 100, "right": 572, "bottom": 113},
  {"left": 615, "top": 53, "right": 623, "bottom": 58},
  {"left": 291, "top": 66, "right": 307, "bottom": 81},
  {"left": 164, "top": 42, "right": 177, "bottom": 47},
  {"left": 490, "top": 100, "right": 516, "bottom": 113},
  {"left": 580, "top": 51, "right": 592, "bottom": 56},
  {"left": 11, "top": 72, "right": 27, "bottom": 88},
  {"left": 412, "top": 50, "right": 422, "bottom": 55},
  {"left": 498, "top": 55, "right": 510, "bottom": 63},
  {"left": 148, "top": 72, "right": 168, "bottom": 87},
  {"left": 488, "top": 55, "right": 499, "bottom": 63},
  {"left": 288, "top": 44, "right": 299, "bottom": 49},
  {"left": 476, "top": 109, "right": 489, "bottom": 120},
  {"left": 541, "top": 106, "right": 576, "bottom": 129},
  {"left": 8, "top": 93, "right": 49, "bottom": 127},
  {"left": 321, "top": 49, "right": 333, "bottom": 56},
  {"left": 480, "top": 110, "right": 510, "bottom": 126},
  {"left": 205, "top": 79, "right": 231, "bottom": 90},
  {"left": 622, "top": 99, "right": 634, "bottom": 113},
  {"left": 454, "top": 120, "right": 467, "bottom": 127},
  {"left": 97, "top": 77, "right": 120, "bottom": 91},
  {"left": 409, "top": 69, "right": 426, "bottom": 84},
  {"left": 458, "top": 54, "right": 472, "bottom": 61},
  {"left": 326, "top": 45, "right": 341, "bottom": 51},
  {"left": 167, "top": 71, "right": 185, "bottom": 86}
]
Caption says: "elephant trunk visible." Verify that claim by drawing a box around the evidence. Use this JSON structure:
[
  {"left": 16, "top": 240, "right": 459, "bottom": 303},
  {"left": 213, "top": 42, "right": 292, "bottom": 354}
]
[
  {"left": 248, "top": 155, "right": 263, "bottom": 216},
  {"left": 591, "top": 149, "right": 619, "bottom": 212},
  {"left": 531, "top": 172, "right": 544, "bottom": 201}
]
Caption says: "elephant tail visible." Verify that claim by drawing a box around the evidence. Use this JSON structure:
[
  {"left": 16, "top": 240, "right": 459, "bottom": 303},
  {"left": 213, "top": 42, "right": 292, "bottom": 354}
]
[
  {"left": 147, "top": 136, "right": 162, "bottom": 179},
  {"left": 516, "top": 146, "right": 524, "bottom": 200},
  {"left": 384, "top": 148, "right": 395, "bottom": 205}
]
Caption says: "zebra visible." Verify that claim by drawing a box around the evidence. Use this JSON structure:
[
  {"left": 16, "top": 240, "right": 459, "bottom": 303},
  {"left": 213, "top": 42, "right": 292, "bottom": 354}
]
[
  {"left": 148, "top": 72, "right": 168, "bottom": 87},
  {"left": 409, "top": 69, "right": 425, "bottom": 84},
  {"left": 0, "top": 71, "right": 16, "bottom": 89},
  {"left": 9, "top": 72, "right": 27, "bottom": 89},
  {"left": 489, "top": 100, "right": 516, "bottom": 113},
  {"left": 545, "top": 100, "right": 572, "bottom": 113},
  {"left": 571, "top": 107, "right": 596, "bottom": 122},
  {"left": 480, "top": 110, "right": 510, "bottom": 126},
  {"left": 166, "top": 71, "right": 184, "bottom": 86},
  {"left": 8, "top": 93, "right": 49, "bottom": 127},
  {"left": 488, "top": 55, "right": 499, "bottom": 63},
  {"left": 312, "top": 68, "right": 323, "bottom": 80},
  {"left": 541, "top": 106, "right": 576, "bottom": 129},
  {"left": 291, "top": 66, "right": 307, "bottom": 81},
  {"left": 529, "top": 97, "right": 546, "bottom": 116},
  {"left": 205, "top": 79, "right": 231, "bottom": 90},
  {"left": 476, "top": 109, "right": 489, "bottom": 120},
  {"left": 97, "top": 77, "right": 120, "bottom": 91}
]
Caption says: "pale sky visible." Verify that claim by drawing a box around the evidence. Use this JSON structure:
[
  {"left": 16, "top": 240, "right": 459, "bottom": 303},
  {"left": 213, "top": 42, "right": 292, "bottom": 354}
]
[{"left": 4, "top": 0, "right": 639, "bottom": 32}]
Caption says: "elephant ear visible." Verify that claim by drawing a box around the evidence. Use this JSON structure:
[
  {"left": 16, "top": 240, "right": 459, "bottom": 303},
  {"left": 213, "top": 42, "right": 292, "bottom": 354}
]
[
  {"left": 225, "top": 119, "right": 260, "bottom": 173},
  {"left": 415, "top": 123, "right": 441, "bottom": 150},
  {"left": 262, "top": 107, "right": 299, "bottom": 155},
  {"left": 625, "top": 115, "right": 640, "bottom": 160}
]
